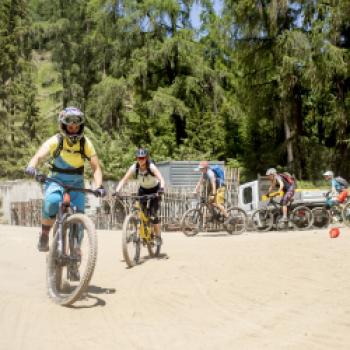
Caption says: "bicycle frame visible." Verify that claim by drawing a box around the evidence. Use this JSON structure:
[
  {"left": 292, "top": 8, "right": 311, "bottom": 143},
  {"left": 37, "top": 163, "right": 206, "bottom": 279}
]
[
  {"left": 263, "top": 195, "right": 293, "bottom": 216},
  {"left": 132, "top": 202, "right": 152, "bottom": 241},
  {"left": 126, "top": 193, "right": 159, "bottom": 243},
  {"left": 195, "top": 196, "right": 225, "bottom": 224}
]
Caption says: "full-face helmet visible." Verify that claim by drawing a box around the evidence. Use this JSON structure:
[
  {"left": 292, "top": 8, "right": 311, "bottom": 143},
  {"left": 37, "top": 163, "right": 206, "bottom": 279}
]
[{"left": 58, "top": 107, "right": 84, "bottom": 144}]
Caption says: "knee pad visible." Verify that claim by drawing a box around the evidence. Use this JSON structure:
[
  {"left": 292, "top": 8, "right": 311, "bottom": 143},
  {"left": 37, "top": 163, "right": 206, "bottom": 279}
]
[
  {"left": 42, "top": 192, "right": 62, "bottom": 219},
  {"left": 151, "top": 217, "right": 160, "bottom": 224}
]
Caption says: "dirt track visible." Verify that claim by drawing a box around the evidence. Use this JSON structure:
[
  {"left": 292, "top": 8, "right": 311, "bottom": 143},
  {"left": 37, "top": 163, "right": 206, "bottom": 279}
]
[{"left": 1, "top": 224, "right": 350, "bottom": 350}]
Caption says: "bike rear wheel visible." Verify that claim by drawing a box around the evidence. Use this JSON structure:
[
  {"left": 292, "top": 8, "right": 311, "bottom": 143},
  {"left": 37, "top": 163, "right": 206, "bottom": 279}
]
[
  {"left": 291, "top": 206, "right": 313, "bottom": 230},
  {"left": 181, "top": 209, "right": 203, "bottom": 236},
  {"left": 122, "top": 214, "right": 141, "bottom": 267},
  {"left": 251, "top": 209, "right": 274, "bottom": 232},
  {"left": 225, "top": 207, "right": 247, "bottom": 234},
  {"left": 47, "top": 213, "right": 97, "bottom": 306},
  {"left": 312, "top": 207, "right": 330, "bottom": 228}
]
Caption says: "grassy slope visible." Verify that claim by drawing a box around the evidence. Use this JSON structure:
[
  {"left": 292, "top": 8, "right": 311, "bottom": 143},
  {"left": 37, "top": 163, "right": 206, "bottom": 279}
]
[{"left": 32, "top": 50, "right": 62, "bottom": 134}]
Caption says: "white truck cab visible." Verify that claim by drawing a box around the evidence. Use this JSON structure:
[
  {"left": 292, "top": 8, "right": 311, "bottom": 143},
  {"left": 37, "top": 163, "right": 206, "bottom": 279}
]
[{"left": 237, "top": 176, "right": 327, "bottom": 215}]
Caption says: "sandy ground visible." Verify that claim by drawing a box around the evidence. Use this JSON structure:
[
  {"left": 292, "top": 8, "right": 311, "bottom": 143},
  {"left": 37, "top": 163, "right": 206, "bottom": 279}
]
[{"left": 1, "top": 224, "right": 350, "bottom": 350}]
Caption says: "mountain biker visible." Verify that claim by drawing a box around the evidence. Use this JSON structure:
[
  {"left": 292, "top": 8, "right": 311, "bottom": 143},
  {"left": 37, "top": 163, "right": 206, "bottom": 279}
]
[
  {"left": 25, "top": 107, "right": 106, "bottom": 252},
  {"left": 266, "top": 168, "right": 296, "bottom": 223},
  {"left": 323, "top": 170, "right": 348, "bottom": 208},
  {"left": 115, "top": 148, "right": 165, "bottom": 241},
  {"left": 194, "top": 160, "right": 229, "bottom": 222}
]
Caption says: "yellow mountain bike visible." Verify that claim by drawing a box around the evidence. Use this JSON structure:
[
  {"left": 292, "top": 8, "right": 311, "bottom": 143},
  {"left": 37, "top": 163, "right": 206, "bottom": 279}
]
[{"left": 117, "top": 193, "right": 162, "bottom": 268}]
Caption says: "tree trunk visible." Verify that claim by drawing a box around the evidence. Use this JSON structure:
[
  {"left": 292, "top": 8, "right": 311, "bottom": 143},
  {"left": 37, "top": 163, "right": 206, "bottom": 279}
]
[{"left": 283, "top": 112, "right": 294, "bottom": 172}]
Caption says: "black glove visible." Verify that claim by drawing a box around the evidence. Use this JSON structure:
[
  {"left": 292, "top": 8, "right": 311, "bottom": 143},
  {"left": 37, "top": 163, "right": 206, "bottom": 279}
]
[
  {"left": 25, "top": 166, "right": 36, "bottom": 177},
  {"left": 96, "top": 186, "right": 107, "bottom": 198},
  {"left": 158, "top": 187, "right": 165, "bottom": 195}
]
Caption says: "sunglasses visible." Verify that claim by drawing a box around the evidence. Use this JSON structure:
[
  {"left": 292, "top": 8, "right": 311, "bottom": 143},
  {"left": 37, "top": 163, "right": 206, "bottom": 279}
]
[{"left": 137, "top": 156, "right": 146, "bottom": 160}]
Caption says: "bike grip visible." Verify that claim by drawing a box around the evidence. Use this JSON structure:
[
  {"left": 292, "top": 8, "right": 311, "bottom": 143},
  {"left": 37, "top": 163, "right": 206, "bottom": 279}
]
[
  {"left": 35, "top": 173, "right": 47, "bottom": 183},
  {"left": 24, "top": 166, "right": 36, "bottom": 177}
]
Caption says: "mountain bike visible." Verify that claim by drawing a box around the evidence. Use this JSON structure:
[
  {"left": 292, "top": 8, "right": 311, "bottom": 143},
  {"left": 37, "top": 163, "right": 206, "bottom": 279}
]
[
  {"left": 251, "top": 192, "right": 313, "bottom": 232},
  {"left": 180, "top": 194, "right": 247, "bottom": 236},
  {"left": 35, "top": 174, "right": 99, "bottom": 306},
  {"left": 312, "top": 192, "right": 350, "bottom": 228},
  {"left": 118, "top": 193, "right": 162, "bottom": 268}
]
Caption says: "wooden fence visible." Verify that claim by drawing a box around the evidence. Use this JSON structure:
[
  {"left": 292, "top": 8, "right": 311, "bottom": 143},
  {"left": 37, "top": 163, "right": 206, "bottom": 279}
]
[
  {"left": 11, "top": 199, "right": 42, "bottom": 227},
  {"left": 10, "top": 167, "right": 240, "bottom": 231}
]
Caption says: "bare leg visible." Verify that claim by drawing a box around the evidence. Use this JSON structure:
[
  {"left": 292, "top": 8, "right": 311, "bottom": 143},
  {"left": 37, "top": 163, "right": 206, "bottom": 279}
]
[
  {"left": 213, "top": 203, "right": 228, "bottom": 218},
  {"left": 152, "top": 223, "right": 161, "bottom": 236},
  {"left": 282, "top": 206, "right": 288, "bottom": 219}
]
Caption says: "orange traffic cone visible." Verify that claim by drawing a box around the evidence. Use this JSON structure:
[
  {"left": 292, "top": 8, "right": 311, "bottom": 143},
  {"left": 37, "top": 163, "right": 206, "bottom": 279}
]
[{"left": 329, "top": 227, "right": 340, "bottom": 238}]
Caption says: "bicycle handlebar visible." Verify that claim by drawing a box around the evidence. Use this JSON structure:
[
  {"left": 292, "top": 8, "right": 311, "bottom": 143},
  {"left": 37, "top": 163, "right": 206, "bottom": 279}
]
[
  {"left": 112, "top": 193, "right": 160, "bottom": 200},
  {"left": 35, "top": 174, "right": 100, "bottom": 196},
  {"left": 262, "top": 191, "right": 283, "bottom": 201}
]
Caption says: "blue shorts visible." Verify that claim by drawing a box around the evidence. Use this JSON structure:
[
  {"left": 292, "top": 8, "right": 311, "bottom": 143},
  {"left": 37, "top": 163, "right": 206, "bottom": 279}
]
[{"left": 42, "top": 180, "right": 85, "bottom": 219}]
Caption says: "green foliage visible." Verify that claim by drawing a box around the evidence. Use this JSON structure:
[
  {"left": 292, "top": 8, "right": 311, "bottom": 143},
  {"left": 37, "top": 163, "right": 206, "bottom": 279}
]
[{"left": 1, "top": 0, "right": 350, "bottom": 182}]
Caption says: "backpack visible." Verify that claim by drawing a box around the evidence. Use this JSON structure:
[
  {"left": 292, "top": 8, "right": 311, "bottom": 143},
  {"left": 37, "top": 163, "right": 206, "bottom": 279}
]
[
  {"left": 335, "top": 176, "right": 349, "bottom": 189},
  {"left": 279, "top": 172, "right": 297, "bottom": 188},
  {"left": 52, "top": 133, "right": 89, "bottom": 160},
  {"left": 135, "top": 159, "right": 155, "bottom": 178},
  {"left": 49, "top": 133, "right": 90, "bottom": 174},
  {"left": 210, "top": 165, "right": 225, "bottom": 188}
]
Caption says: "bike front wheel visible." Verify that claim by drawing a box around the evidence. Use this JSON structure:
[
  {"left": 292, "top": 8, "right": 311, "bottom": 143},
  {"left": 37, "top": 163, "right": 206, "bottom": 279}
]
[
  {"left": 291, "top": 206, "right": 313, "bottom": 230},
  {"left": 225, "top": 207, "right": 247, "bottom": 235},
  {"left": 47, "top": 213, "right": 97, "bottom": 306},
  {"left": 312, "top": 207, "right": 330, "bottom": 228},
  {"left": 180, "top": 209, "right": 203, "bottom": 236},
  {"left": 122, "top": 214, "right": 141, "bottom": 267},
  {"left": 251, "top": 209, "right": 274, "bottom": 232}
]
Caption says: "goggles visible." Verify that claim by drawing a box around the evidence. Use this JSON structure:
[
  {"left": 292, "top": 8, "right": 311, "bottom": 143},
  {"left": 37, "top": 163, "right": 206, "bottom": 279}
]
[{"left": 62, "top": 114, "right": 84, "bottom": 125}]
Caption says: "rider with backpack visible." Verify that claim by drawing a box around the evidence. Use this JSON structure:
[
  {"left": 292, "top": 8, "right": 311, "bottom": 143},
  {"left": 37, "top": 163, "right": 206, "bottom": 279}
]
[
  {"left": 194, "top": 160, "right": 229, "bottom": 222},
  {"left": 323, "top": 170, "right": 349, "bottom": 207},
  {"left": 115, "top": 148, "right": 165, "bottom": 241},
  {"left": 266, "top": 168, "right": 296, "bottom": 223},
  {"left": 25, "top": 107, "right": 106, "bottom": 252}
]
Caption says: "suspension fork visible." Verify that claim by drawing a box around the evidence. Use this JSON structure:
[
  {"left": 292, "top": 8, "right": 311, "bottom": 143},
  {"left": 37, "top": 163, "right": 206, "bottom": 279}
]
[{"left": 56, "top": 205, "right": 70, "bottom": 257}]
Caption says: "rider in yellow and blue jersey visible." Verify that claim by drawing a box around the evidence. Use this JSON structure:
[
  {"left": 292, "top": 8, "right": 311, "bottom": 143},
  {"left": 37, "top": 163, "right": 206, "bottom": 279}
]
[{"left": 25, "top": 107, "right": 106, "bottom": 252}]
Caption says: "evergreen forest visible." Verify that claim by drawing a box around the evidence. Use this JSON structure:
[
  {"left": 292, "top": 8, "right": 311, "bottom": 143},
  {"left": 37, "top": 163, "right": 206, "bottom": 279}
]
[{"left": 1, "top": 0, "right": 349, "bottom": 181}]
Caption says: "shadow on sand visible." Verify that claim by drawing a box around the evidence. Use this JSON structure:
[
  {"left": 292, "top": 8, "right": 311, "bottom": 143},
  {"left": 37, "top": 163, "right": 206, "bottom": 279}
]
[{"left": 67, "top": 285, "right": 116, "bottom": 309}]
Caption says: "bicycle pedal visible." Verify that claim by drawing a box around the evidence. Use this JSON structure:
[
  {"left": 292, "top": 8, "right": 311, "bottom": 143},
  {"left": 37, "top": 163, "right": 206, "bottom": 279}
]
[{"left": 68, "top": 268, "right": 80, "bottom": 282}]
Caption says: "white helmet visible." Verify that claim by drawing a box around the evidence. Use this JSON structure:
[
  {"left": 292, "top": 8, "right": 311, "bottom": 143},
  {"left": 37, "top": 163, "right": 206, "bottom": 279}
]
[
  {"left": 323, "top": 170, "right": 334, "bottom": 178},
  {"left": 58, "top": 107, "right": 85, "bottom": 144},
  {"left": 266, "top": 168, "right": 277, "bottom": 176}
]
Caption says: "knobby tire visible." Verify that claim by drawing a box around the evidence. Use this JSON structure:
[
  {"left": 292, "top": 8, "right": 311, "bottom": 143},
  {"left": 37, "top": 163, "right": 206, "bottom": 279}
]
[{"left": 46, "top": 213, "right": 97, "bottom": 306}]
